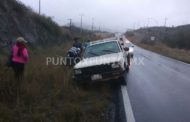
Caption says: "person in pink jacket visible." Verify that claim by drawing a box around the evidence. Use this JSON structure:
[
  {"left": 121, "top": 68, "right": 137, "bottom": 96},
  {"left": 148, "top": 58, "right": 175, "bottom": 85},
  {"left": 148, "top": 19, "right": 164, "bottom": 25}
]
[{"left": 11, "top": 37, "right": 29, "bottom": 81}]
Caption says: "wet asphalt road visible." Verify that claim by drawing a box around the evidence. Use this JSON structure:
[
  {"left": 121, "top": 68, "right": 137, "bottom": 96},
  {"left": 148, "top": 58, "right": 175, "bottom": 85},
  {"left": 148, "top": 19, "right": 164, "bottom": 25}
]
[{"left": 125, "top": 46, "right": 190, "bottom": 122}]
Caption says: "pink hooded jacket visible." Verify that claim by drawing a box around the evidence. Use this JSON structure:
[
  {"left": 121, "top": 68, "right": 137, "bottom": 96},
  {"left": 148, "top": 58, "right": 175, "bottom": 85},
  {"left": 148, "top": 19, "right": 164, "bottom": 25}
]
[{"left": 12, "top": 44, "right": 29, "bottom": 64}]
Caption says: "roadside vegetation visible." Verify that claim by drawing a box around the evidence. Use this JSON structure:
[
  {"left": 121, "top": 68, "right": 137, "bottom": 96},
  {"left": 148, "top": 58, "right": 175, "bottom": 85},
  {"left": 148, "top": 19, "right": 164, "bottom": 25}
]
[
  {"left": 136, "top": 42, "right": 190, "bottom": 63},
  {"left": 126, "top": 26, "right": 190, "bottom": 64},
  {"left": 0, "top": 0, "right": 115, "bottom": 121},
  {"left": 0, "top": 41, "right": 113, "bottom": 122}
]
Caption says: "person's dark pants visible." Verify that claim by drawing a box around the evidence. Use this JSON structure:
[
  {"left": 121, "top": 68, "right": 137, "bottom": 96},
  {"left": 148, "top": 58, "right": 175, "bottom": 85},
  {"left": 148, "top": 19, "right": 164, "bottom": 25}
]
[
  {"left": 11, "top": 61, "right": 25, "bottom": 81},
  {"left": 11, "top": 61, "right": 25, "bottom": 106}
]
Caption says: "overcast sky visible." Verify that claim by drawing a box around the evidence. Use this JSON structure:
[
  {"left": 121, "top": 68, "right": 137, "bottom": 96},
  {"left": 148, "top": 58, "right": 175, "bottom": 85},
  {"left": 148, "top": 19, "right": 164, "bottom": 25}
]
[{"left": 18, "top": 0, "right": 190, "bottom": 32}]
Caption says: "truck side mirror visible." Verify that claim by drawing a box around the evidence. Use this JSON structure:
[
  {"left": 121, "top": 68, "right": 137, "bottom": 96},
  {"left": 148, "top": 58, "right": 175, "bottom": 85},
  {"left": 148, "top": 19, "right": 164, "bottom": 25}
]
[{"left": 124, "top": 47, "right": 129, "bottom": 51}]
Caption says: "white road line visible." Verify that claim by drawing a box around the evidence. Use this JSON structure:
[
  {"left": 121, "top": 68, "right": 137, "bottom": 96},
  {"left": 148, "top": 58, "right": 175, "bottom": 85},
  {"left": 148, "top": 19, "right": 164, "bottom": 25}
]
[{"left": 121, "top": 85, "right": 136, "bottom": 122}]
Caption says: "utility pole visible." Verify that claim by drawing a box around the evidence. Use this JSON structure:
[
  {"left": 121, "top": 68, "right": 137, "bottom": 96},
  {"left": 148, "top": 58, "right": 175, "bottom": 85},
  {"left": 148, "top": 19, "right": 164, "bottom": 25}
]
[
  {"left": 147, "top": 18, "right": 151, "bottom": 27},
  {"left": 164, "top": 17, "right": 168, "bottom": 27},
  {"left": 80, "top": 15, "right": 83, "bottom": 34},
  {"left": 68, "top": 19, "right": 72, "bottom": 30},
  {"left": 92, "top": 18, "right": 94, "bottom": 32},
  {"left": 39, "top": 0, "right": 41, "bottom": 15},
  {"left": 133, "top": 22, "right": 136, "bottom": 30}
]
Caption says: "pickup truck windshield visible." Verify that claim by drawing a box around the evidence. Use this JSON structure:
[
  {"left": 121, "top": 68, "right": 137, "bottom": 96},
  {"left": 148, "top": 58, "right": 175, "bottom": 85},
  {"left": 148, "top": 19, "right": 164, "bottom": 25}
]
[{"left": 84, "top": 41, "right": 121, "bottom": 58}]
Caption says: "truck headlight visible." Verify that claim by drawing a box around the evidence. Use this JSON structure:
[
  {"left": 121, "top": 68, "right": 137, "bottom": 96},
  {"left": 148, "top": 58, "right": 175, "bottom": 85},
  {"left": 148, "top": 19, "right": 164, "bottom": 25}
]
[
  {"left": 111, "top": 62, "right": 120, "bottom": 68},
  {"left": 75, "top": 69, "right": 82, "bottom": 75}
]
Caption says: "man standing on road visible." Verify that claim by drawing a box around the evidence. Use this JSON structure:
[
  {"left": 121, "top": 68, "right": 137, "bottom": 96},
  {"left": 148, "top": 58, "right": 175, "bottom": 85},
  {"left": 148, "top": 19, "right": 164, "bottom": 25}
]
[{"left": 119, "top": 37, "right": 124, "bottom": 45}]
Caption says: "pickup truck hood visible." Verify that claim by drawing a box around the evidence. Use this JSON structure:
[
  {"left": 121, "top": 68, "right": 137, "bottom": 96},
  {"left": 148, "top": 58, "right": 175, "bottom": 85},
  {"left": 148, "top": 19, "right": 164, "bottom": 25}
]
[{"left": 74, "top": 52, "right": 123, "bottom": 69}]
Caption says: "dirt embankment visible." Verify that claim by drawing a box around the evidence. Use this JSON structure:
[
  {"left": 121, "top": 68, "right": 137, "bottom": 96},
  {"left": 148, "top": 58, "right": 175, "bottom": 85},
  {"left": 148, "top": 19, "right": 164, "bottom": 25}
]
[{"left": 0, "top": 0, "right": 70, "bottom": 45}]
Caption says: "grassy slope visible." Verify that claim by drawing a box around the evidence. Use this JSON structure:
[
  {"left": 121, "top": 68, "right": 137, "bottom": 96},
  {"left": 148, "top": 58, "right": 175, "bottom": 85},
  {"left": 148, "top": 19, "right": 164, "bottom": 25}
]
[
  {"left": 137, "top": 43, "right": 190, "bottom": 64},
  {"left": 0, "top": 0, "right": 114, "bottom": 121},
  {"left": 0, "top": 42, "right": 112, "bottom": 122}
]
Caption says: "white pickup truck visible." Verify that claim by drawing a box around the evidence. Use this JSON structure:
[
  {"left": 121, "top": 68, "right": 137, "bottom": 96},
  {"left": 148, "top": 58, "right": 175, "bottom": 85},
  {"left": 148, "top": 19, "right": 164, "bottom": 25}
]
[{"left": 73, "top": 39, "right": 130, "bottom": 82}]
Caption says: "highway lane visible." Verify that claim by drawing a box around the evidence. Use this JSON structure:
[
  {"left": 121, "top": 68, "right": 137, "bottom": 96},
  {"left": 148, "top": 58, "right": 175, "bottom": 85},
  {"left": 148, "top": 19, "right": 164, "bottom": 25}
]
[{"left": 125, "top": 46, "right": 190, "bottom": 122}]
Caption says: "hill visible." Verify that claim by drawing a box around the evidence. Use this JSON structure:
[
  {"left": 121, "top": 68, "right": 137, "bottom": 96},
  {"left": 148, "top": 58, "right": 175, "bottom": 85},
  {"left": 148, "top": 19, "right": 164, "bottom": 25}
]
[
  {"left": 125, "top": 25, "right": 190, "bottom": 63},
  {"left": 128, "top": 25, "right": 190, "bottom": 49},
  {"left": 0, "top": 0, "right": 69, "bottom": 46},
  {"left": 0, "top": 1, "right": 114, "bottom": 121}
]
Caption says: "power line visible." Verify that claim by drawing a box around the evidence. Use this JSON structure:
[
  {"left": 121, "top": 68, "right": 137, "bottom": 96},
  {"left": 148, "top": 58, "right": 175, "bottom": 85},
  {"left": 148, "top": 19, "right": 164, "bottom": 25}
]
[
  {"left": 68, "top": 19, "right": 72, "bottom": 29},
  {"left": 147, "top": 18, "right": 151, "bottom": 27},
  {"left": 92, "top": 18, "right": 94, "bottom": 32},
  {"left": 147, "top": 18, "right": 159, "bottom": 27},
  {"left": 164, "top": 17, "right": 168, "bottom": 27},
  {"left": 39, "top": 0, "right": 41, "bottom": 15},
  {"left": 80, "top": 15, "right": 84, "bottom": 34}
]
